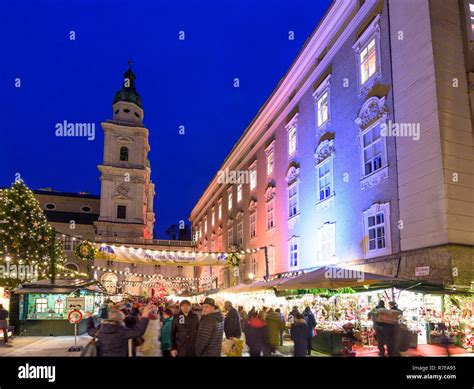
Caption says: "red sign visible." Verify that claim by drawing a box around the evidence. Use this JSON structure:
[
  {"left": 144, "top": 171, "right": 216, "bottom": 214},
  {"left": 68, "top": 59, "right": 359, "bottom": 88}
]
[{"left": 68, "top": 310, "right": 83, "bottom": 324}]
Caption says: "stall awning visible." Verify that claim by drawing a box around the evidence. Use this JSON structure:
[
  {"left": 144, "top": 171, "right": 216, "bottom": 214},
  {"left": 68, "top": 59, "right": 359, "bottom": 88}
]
[
  {"left": 274, "top": 267, "right": 399, "bottom": 291},
  {"left": 14, "top": 279, "right": 107, "bottom": 294},
  {"left": 220, "top": 277, "right": 294, "bottom": 294}
]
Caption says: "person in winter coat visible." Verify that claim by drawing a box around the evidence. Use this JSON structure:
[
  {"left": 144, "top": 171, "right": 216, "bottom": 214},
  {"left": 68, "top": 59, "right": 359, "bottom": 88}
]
[
  {"left": 291, "top": 313, "right": 311, "bottom": 357},
  {"left": 275, "top": 308, "right": 286, "bottom": 346},
  {"left": 369, "top": 300, "right": 389, "bottom": 356},
  {"left": 265, "top": 308, "right": 285, "bottom": 353},
  {"left": 288, "top": 306, "right": 299, "bottom": 325},
  {"left": 303, "top": 306, "right": 317, "bottom": 355},
  {"left": 171, "top": 300, "right": 200, "bottom": 357},
  {"left": 224, "top": 301, "right": 242, "bottom": 339},
  {"left": 238, "top": 306, "right": 248, "bottom": 333},
  {"left": 86, "top": 305, "right": 152, "bottom": 357},
  {"left": 0, "top": 304, "right": 10, "bottom": 346},
  {"left": 195, "top": 298, "right": 224, "bottom": 357},
  {"left": 244, "top": 311, "right": 269, "bottom": 357},
  {"left": 140, "top": 309, "right": 162, "bottom": 357},
  {"left": 161, "top": 308, "right": 173, "bottom": 357}
]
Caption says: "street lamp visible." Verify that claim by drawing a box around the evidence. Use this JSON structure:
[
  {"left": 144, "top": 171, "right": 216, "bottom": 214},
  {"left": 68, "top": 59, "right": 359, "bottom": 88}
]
[{"left": 248, "top": 272, "right": 255, "bottom": 280}]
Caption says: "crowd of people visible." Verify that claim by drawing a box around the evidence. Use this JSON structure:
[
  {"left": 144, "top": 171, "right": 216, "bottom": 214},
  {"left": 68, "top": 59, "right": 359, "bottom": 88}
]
[{"left": 85, "top": 297, "right": 320, "bottom": 357}]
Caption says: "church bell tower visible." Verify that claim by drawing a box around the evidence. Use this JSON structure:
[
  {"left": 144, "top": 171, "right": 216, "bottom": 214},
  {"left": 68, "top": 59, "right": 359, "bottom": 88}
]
[{"left": 95, "top": 61, "right": 155, "bottom": 240}]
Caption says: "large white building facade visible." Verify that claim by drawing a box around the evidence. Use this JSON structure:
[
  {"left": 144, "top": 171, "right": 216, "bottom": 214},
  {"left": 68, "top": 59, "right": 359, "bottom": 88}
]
[{"left": 190, "top": 0, "right": 474, "bottom": 290}]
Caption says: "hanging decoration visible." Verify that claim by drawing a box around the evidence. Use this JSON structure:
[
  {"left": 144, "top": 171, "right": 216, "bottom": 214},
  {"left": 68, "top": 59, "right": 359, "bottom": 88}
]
[
  {"left": 74, "top": 241, "right": 98, "bottom": 261},
  {"left": 226, "top": 252, "right": 241, "bottom": 268}
]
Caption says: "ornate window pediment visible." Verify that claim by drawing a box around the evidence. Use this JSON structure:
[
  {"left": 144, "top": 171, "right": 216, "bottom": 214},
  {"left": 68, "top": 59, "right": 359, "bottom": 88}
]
[
  {"left": 286, "top": 162, "right": 300, "bottom": 185},
  {"left": 265, "top": 185, "right": 276, "bottom": 202},
  {"left": 355, "top": 96, "right": 388, "bottom": 130},
  {"left": 248, "top": 199, "right": 258, "bottom": 212},
  {"left": 314, "top": 139, "right": 335, "bottom": 165},
  {"left": 235, "top": 211, "right": 244, "bottom": 221},
  {"left": 217, "top": 226, "right": 223, "bottom": 235},
  {"left": 227, "top": 218, "right": 233, "bottom": 227}
]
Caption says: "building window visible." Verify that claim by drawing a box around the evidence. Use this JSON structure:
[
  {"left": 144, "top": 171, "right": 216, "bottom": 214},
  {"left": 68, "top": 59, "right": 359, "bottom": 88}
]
[
  {"left": 63, "top": 236, "right": 73, "bottom": 251},
  {"left": 54, "top": 300, "right": 64, "bottom": 314},
  {"left": 237, "top": 221, "right": 243, "bottom": 245},
  {"left": 211, "top": 208, "right": 215, "bottom": 226},
  {"left": 288, "top": 183, "right": 299, "bottom": 218},
  {"left": 218, "top": 201, "right": 222, "bottom": 220},
  {"left": 317, "top": 223, "right": 336, "bottom": 263},
  {"left": 204, "top": 218, "right": 208, "bottom": 234},
  {"left": 317, "top": 91, "right": 329, "bottom": 127},
  {"left": 250, "top": 212, "right": 256, "bottom": 239},
  {"left": 353, "top": 15, "right": 382, "bottom": 94},
  {"left": 45, "top": 203, "right": 56, "bottom": 210},
  {"left": 249, "top": 162, "right": 257, "bottom": 190},
  {"left": 35, "top": 298, "right": 48, "bottom": 313},
  {"left": 81, "top": 206, "right": 91, "bottom": 213},
  {"left": 470, "top": 3, "right": 474, "bottom": 35},
  {"left": 360, "top": 38, "right": 377, "bottom": 85},
  {"left": 228, "top": 191, "right": 233, "bottom": 211},
  {"left": 355, "top": 96, "right": 389, "bottom": 189},
  {"left": 237, "top": 184, "right": 242, "bottom": 203},
  {"left": 268, "top": 246, "right": 275, "bottom": 275},
  {"left": 119, "top": 146, "right": 129, "bottom": 162},
  {"left": 250, "top": 255, "right": 257, "bottom": 276},
  {"left": 266, "top": 199, "right": 275, "bottom": 230},
  {"left": 117, "top": 205, "right": 127, "bottom": 219},
  {"left": 288, "top": 237, "right": 299, "bottom": 269},
  {"left": 65, "top": 263, "right": 79, "bottom": 272},
  {"left": 228, "top": 227, "right": 233, "bottom": 245},
  {"left": 362, "top": 123, "right": 383, "bottom": 176},
  {"left": 265, "top": 141, "right": 275, "bottom": 177},
  {"left": 318, "top": 160, "right": 332, "bottom": 201},
  {"left": 288, "top": 125, "right": 297, "bottom": 156},
  {"left": 363, "top": 203, "right": 392, "bottom": 258}
]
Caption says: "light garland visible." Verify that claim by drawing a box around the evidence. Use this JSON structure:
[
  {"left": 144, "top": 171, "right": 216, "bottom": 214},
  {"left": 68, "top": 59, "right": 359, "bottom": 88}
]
[{"left": 92, "top": 265, "right": 217, "bottom": 283}]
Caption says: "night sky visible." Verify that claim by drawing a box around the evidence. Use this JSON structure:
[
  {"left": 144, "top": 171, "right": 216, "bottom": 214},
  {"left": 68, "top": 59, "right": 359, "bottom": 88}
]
[{"left": 0, "top": 0, "right": 332, "bottom": 238}]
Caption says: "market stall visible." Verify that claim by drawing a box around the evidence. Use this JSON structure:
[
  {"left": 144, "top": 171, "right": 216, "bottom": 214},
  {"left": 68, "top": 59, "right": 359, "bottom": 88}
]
[
  {"left": 214, "top": 267, "right": 473, "bottom": 355},
  {"left": 14, "top": 279, "right": 106, "bottom": 336}
]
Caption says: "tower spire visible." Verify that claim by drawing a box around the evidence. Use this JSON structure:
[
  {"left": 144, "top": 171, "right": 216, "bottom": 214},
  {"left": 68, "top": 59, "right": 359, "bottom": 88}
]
[{"left": 113, "top": 60, "right": 142, "bottom": 108}]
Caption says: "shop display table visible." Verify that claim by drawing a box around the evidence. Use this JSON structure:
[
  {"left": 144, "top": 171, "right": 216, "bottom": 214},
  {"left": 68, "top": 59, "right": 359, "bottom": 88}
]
[{"left": 312, "top": 330, "right": 343, "bottom": 355}]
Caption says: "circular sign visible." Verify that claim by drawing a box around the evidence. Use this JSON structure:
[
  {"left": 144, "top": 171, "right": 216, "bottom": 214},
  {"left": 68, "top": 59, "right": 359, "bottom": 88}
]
[{"left": 68, "top": 310, "right": 83, "bottom": 324}]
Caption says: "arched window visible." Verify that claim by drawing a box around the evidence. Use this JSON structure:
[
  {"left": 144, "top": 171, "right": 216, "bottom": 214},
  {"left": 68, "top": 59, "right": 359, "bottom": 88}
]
[{"left": 120, "top": 146, "right": 129, "bottom": 161}]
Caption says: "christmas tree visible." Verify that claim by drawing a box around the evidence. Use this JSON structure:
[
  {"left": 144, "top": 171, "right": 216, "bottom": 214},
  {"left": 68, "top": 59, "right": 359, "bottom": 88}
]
[{"left": 0, "top": 180, "right": 65, "bottom": 288}]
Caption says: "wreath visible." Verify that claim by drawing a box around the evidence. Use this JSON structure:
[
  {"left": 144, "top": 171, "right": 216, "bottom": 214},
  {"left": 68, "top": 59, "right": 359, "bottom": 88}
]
[
  {"left": 225, "top": 253, "right": 240, "bottom": 268},
  {"left": 74, "top": 241, "right": 98, "bottom": 261}
]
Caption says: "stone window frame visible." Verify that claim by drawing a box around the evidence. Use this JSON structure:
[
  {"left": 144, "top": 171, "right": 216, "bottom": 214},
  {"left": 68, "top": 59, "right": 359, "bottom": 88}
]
[
  {"left": 265, "top": 140, "right": 275, "bottom": 178},
  {"left": 288, "top": 236, "right": 300, "bottom": 270},
  {"left": 352, "top": 14, "right": 382, "bottom": 97},
  {"left": 312, "top": 74, "right": 332, "bottom": 136},
  {"left": 316, "top": 222, "right": 336, "bottom": 264},
  {"left": 355, "top": 96, "right": 389, "bottom": 190},
  {"left": 249, "top": 160, "right": 257, "bottom": 191},
  {"left": 286, "top": 113, "right": 299, "bottom": 158},
  {"left": 314, "top": 139, "right": 335, "bottom": 210},
  {"left": 362, "top": 202, "right": 392, "bottom": 259}
]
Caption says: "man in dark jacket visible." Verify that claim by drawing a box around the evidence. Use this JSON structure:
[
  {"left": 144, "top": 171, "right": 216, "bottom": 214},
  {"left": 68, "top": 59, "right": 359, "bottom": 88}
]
[
  {"left": 291, "top": 313, "right": 311, "bottom": 357},
  {"left": 224, "top": 301, "right": 242, "bottom": 339},
  {"left": 288, "top": 306, "right": 299, "bottom": 325},
  {"left": 171, "top": 300, "right": 200, "bottom": 357},
  {"left": 0, "top": 304, "right": 10, "bottom": 345},
  {"left": 369, "top": 300, "right": 389, "bottom": 356},
  {"left": 303, "top": 306, "right": 316, "bottom": 355},
  {"left": 195, "top": 298, "right": 224, "bottom": 357},
  {"left": 87, "top": 305, "right": 152, "bottom": 357}
]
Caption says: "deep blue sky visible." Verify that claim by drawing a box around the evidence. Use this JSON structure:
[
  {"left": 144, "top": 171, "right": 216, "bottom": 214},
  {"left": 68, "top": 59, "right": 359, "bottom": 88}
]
[{"left": 0, "top": 0, "right": 332, "bottom": 238}]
